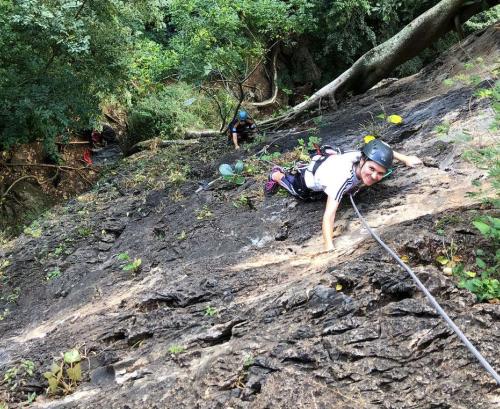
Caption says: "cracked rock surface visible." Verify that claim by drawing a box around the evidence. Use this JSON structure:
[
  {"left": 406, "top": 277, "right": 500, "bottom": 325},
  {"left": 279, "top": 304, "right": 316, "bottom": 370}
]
[{"left": 0, "top": 26, "right": 499, "bottom": 409}]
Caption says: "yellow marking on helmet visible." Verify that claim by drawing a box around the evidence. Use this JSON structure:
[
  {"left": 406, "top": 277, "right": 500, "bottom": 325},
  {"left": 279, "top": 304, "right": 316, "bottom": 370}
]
[{"left": 364, "top": 135, "right": 376, "bottom": 144}]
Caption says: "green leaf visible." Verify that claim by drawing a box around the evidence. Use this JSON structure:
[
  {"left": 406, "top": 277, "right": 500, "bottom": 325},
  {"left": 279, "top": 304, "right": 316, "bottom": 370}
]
[
  {"left": 473, "top": 220, "right": 490, "bottom": 236},
  {"left": 43, "top": 371, "right": 55, "bottom": 380},
  {"left": 27, "top": 391, "right": 37, "bottom": 403},
  {"left": 117, "top": 252, "right": 130, "bottom": 261},
  {"left": 219, "top": 164, "right": 234, "bottom": 176},
  {"left": 63, "top": 349, "right": 81, "bottom": 364},
  {"left": 50, "top": 362, "right": 61, "bottom": 376},
  {"left": 490, "top": 217, "right": 500, "bottom": 230},
  {"left": 168, "top": 344, "right": 185, "bottom": 354},
  {"left": 232, "top": 175, "right": 246, "bottom": 185},
  {"left": 67, "top": 363, "right": 82, "bottom": 382},
  {"left": 47, "top": 376, "right": 58, "bottom": 394},
  {"left": 435, "top": 256, "right": 449, "bottom": 265},
  {"left": 476, "top": 257, "right": 487, "bottom": 269},
  {"left": 234, "top": 160, "right": 244, "bottom": 174}
]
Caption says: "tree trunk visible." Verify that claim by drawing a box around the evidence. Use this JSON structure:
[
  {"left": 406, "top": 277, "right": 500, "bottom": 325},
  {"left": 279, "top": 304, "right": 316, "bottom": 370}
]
[
  {"left": 248, "top": 45, "right": 280, "bottom": 107},
  {"left": 258, "top": 0, "right": 499, "bottom": 129},
  {"left": 184, "top": 130, "right": 221, "bottom": 139}
]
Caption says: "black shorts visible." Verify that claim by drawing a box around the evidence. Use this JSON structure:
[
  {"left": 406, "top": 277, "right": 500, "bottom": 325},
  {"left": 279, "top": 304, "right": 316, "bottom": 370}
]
[
  {"left": 227, "top": 127, "right": 255, "bottom": 144},
  {"left": 281, "top": 169, "right": 324, "bottom": 201}
]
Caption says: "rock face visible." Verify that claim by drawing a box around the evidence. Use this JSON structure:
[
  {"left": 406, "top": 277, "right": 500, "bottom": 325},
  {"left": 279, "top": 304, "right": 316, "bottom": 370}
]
[{"left": 0, "top": 27, "right": 499, "bottom": 408}]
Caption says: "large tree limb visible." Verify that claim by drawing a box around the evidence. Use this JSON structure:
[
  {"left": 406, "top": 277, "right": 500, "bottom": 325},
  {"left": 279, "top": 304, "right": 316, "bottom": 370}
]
[
  {"left": 0, "top": 162, "right": 95, "bottom": 185},
  {"left": 0, "top": 162, "right": 90, "bottom": 171},
  {"left": 249, "top": 44, "right": 279, "bottom": 107},
  {"left": 129, "top": 138, "right": 200, "bottom": 154},
  {"left": 184, "top": 130, "right": 222, "bottom": 139},
  {"left": 1, "top": 176, "right": 42, "bottom": 203},
  {"left": 258, "top": 0, "right": 499, "bottom": 130}
]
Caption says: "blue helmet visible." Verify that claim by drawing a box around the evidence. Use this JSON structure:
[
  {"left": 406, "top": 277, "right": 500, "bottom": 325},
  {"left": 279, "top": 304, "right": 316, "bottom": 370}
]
[{"left": 238, "top": 110, "right": 248, "bottom": 121}]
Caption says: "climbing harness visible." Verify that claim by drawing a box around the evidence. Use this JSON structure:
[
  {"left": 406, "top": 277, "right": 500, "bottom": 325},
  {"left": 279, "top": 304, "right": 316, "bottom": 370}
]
[{"left": 349, "top": 194, "right": 500, "bottom": 385}]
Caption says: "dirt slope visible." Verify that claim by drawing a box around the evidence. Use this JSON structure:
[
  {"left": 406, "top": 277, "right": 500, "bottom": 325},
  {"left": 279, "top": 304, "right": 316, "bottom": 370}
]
[{"left": 0, "top": 26, "right": 499, "bottom": 408}]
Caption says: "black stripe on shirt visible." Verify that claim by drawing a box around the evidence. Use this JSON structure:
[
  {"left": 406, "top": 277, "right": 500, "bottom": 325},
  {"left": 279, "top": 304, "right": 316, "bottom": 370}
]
[{"left": 334, "top": 169, "right": 356, "bottom": 201}]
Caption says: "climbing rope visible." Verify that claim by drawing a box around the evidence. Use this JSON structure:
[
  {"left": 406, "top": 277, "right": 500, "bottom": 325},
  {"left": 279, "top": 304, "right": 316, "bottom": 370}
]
[{"left": 349, "top": 194, "right": 500, "bottom": 385}]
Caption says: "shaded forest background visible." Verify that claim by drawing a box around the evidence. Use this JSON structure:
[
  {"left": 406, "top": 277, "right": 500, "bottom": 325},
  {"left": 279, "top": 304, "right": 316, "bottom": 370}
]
[{"left": 1, "top": 0, "right": 498, "bottom": 159}]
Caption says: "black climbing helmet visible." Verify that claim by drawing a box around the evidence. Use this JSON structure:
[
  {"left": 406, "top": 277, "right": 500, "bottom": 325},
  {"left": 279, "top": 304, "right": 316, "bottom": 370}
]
[{"left": 362, "top": 139, "right": 393, "bottom": 170}]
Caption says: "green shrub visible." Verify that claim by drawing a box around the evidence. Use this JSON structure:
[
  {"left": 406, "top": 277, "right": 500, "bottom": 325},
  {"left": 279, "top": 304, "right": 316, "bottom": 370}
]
[
  {"left": 125, "top": 82, "right": 225, "bottom": 152},
  {"left": 453, "top": 216, "right": 500, "bottom": 302},
  {"left": 0, "top": 1, "right": 166, "bottom": 153}
]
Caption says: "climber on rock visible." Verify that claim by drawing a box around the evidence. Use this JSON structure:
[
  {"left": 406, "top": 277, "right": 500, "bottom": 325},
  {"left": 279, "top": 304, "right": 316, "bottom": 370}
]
[
  {"left": 227, "top": 110, "right": 257, "bottom": 150},
  {"left": 264, "top": 139, "right": 422, "bottom": 251}
]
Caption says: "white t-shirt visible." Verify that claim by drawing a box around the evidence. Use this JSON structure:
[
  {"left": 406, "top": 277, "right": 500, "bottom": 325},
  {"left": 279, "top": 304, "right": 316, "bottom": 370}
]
[{"left": 303, "top": 151, "right": 362, "bottom": 201}]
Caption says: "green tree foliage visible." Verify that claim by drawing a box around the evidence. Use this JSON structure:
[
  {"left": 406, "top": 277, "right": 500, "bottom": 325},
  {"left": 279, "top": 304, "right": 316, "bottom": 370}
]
[
  {"left": 161, "top": 0, "right": 313, "bottom": 81},
  {"left": 0, "top": 0, "right": 165, "bottom": 155},
  {"left": 464, "top": 4, "right": 500, "bottom": 32},
  {"left": 122, "top": 0, "right": 316, "bottom": 143},
  {"left": 126, "top": 82, "right": 227, "bottom": 144},
  {"left": 303, "top": 0, "right": 441, "bottom": 76},
  {"left": 1, "top": 0, "right": 498, "bottom": 152}
]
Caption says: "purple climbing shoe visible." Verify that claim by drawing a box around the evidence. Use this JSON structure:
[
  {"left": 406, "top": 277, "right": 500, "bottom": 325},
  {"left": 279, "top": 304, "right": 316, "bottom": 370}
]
[{"left": 264, "top": 166, "right": 284, "bottom": 196}]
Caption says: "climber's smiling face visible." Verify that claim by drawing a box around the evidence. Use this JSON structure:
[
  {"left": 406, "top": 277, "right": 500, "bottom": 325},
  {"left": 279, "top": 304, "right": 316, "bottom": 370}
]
[{"left": 358, "top": 159, "right": 387, "bottom": 186}]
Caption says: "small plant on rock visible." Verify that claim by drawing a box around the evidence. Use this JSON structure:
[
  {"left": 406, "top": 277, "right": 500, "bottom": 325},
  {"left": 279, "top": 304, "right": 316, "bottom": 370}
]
[
  {"left": 0, "top": 259, "right": 11, "bottom": 285},
  {"left": 43, "top": 349, "right": 83, "bottom": 396},
  {"left": 1, "top": 360, "right": 36, "bottom": 404},
  {"left": 23, "top": 221, "right": 42, "bottom": 238},
  {"left": 51, "top": 241, "right": 72, "bottom": 258},
  {"left": 46, "top": 269, "right": 61, "bottom": 281},
  {"left": 167, "top": 165, "right": 190, "bottom": 185},
  {"left": 434, "top": 121, "right": 451, "bottom": 136},
  {"left": 1, "top": 287, "right": 20, "bottom": 304},
  {"left": 123, "top": 258, "right": 142, "bottom": 273},
  {"left": 453, "top": 216, "right": 500, "bottom": 302},
  {"left": 117, "top": 252, "right": 142, "bottom": 273},
  {"left": 219, "top": 161, "right": 245, "bottom": 186},
  {"left": 77, "top": 226, "right": 92, "bottom": 237},
  {"left": 171, "top": 189, "right": 185, "bottom": 202},
  {"left": 294, "top": 135, "right": 321, "bottom": 161},
  {"left": 242, "top": 353, "right": 254, "bottom": 369},
  {"left": 117, "top": 252, "right": 130, "bottom": 261},
  {"left": 260, "top": 151, "right": 281, "bottom": 163},
  {"left": 204, "top": 306, "right": 218, "bottom": 317},
  {"left": 195, "top": 205, "right": 213, "bottom": 220},
  {"left": 168, "top": 345, "right": 185, "bottom": 355},
  {"left": 0, "top": 308, "right": 10, "bottom": 321},
  {"left": 232, "top": 194, "right": 249, "bottom": 209}
]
